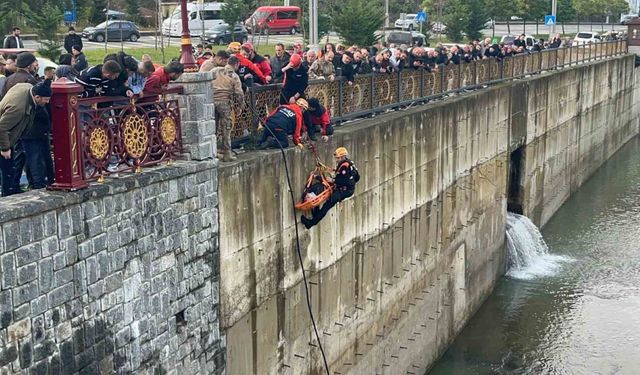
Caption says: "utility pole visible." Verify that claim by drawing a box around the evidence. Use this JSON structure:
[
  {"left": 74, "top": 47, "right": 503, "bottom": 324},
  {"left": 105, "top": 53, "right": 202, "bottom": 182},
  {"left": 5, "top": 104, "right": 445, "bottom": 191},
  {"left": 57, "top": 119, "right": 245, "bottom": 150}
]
[
  {"left": 385, "top": 0, "right": 389, "bottom": 29},
  {"left": 309, "top": 0, "right": 318, "bottom": 45},
  {"left": 551, "top": 0, "right": 557, "bottom": 35},
  {"left": 284, "top": 0, "right": 290, "bottom": 5}
]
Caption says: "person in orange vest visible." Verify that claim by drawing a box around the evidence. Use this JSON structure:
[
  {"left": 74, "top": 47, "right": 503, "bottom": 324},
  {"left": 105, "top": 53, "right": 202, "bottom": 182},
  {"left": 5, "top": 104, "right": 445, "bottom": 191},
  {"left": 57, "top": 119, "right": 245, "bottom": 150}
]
[
  {"left": 257, "top": 98, "right": 316, "bottom": 149},
  {"left": 301, "top": 147, "right": 360, "bottom": 228}
]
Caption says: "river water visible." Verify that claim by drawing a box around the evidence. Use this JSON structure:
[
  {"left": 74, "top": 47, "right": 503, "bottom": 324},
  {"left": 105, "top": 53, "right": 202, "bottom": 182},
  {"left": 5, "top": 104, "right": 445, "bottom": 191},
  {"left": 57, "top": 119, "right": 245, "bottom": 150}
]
[{"left": 429, "top": 137, "right": 640, "bottom": 375}]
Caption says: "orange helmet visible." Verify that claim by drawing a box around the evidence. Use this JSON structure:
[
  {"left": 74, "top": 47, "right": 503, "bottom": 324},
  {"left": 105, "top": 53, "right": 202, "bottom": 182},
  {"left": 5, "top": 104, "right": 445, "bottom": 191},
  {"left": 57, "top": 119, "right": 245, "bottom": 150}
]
[
  {"left": 296, "top": 98, "right": 309, "bottom": 110},
  {"left": 228, "top": 42, "right": 241, "bottom": 53},
  {"left": 334, "top": 147, "right": 348, "bottom": 158},
  {"left": 290, "top": 53, "right": 302, "bottom": 67}
]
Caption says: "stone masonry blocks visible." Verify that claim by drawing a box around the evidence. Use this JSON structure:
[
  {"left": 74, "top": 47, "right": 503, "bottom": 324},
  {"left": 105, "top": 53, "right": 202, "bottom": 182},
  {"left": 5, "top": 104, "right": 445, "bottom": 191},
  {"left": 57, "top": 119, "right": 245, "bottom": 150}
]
[{"left": 0, "top": 161, "right": 223, "bottom": 375}]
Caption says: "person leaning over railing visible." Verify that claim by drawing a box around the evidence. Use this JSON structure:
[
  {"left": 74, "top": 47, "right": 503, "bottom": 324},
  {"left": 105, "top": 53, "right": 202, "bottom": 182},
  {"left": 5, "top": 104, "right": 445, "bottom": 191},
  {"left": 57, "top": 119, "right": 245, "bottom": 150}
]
[
  {"left": 0, "top": 52, "right": 38, "bottom": 100},
  {"left": 0, "top": 81, "right": 51, "bottom": 197},
  {"left": 76, "top": 61, "right": 124, "bottom": 98},
  {"left": 309, "top": 51, "right": 336, "bottom": 81},
  {"left": 280, "top": 54, "right": 308, "bottom": 105},
  {"left": 141, "top": 60, "right": 184, "bottom": 101}
]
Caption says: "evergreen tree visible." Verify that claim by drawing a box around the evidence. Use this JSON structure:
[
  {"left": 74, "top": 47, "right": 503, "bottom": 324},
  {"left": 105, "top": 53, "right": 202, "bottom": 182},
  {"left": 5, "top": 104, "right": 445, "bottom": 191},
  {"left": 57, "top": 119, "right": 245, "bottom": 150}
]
[
  {"left": 331, "top": 0, "right": 384, "bottom": 46},
  {"left": 221, "top": 0, "right": 247, "bottom": 40},
  {"left": 441, "top": 0, "right": 468, "bottom": 42},
  {"left": 23, "top": 2, "right": 64, "bottom": 61},
  {"left": 465, "top": 0, "right": 488, "bottom": 40},
  {"left": 125, "top": 0, "right": 141, "bottom": 24}
]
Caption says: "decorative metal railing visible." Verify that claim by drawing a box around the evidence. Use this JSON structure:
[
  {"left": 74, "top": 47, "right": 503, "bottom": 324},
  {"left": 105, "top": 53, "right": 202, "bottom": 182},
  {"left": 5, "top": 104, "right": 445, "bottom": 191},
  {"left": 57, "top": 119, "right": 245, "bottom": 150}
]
[
  {"left": 228, "top": 40, "right": 628, "bottom": 142},
  {"left": 49, "top": 79, "right": 183, "bottom": 191}
]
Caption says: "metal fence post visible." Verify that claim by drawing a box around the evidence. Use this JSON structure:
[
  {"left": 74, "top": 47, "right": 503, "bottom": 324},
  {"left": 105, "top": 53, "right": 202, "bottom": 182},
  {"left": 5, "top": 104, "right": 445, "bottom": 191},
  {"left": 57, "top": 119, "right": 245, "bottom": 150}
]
[
  {"left": 370, "top": 74, "right": 375, "bottom": 111},
  {"left": 49, "top": 78, "right": 88, "bottom": 191},
  {"left": 397, "top": 70, "right": 402, "bottom": 105},
  {"left": 337, "top": 78, "right": 344, "bottom": 118}
]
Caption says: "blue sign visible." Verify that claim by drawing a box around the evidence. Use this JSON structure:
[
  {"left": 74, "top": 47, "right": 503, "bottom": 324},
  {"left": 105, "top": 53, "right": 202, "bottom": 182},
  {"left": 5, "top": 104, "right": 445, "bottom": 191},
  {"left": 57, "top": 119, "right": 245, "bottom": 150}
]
[
  {"left": 64, "top": 0, "right": 77, "bottom": 23},
  {"left": 544, "top": 15, "right": 556, "bottom": 25},
  {"left": 416, "top": 11, "right": 427, "bottom": 23}
]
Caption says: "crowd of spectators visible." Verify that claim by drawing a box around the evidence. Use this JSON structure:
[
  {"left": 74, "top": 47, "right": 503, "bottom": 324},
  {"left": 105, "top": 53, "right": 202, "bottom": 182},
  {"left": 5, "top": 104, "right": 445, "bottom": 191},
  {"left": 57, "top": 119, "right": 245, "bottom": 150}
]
[{"left": 193, "top": 33, "right": 580, "bottom": 92}]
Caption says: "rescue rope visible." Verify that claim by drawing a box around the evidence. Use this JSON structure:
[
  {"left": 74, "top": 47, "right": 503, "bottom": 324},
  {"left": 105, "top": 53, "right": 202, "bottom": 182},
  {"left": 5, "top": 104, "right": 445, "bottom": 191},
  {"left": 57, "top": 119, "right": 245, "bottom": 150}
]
[{"left": 249, "top": 104, "right": 331, "bottom": 375}]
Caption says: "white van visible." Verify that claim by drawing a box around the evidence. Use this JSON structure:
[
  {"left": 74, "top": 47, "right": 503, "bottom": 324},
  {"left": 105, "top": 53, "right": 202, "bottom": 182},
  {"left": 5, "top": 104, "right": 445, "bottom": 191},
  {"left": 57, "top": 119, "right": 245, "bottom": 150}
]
[{"left": 162, "top": 2, "right": 224, "bottom": 37}]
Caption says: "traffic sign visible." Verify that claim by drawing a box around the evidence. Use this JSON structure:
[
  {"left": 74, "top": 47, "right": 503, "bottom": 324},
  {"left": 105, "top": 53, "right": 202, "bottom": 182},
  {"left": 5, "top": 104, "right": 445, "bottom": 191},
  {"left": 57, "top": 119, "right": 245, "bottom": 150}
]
[
  {"left": 416, "top": 11, "right": 427, "bottom": 24},
  {"left": 544, "top": 15, "right": 556, "bottom": 26}
]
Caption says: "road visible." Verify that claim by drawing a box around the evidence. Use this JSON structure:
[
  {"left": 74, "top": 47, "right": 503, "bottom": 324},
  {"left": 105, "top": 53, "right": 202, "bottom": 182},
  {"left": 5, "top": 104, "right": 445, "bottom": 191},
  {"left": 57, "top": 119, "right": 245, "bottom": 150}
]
[{"left": 20, "top": 23, "right": 626, "bottom": 52}]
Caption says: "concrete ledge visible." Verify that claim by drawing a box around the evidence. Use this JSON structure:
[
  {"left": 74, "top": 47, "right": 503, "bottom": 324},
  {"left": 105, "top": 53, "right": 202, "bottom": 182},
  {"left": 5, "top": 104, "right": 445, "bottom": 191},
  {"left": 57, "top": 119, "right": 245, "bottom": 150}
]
[{"left": 0, "top": 160, "right": 217, "bottom": 224}]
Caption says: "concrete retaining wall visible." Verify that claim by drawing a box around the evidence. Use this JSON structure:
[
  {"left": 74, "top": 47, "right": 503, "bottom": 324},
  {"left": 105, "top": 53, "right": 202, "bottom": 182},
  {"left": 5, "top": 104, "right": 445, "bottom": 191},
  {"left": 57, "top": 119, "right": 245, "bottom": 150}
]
[
  {"left": 217, "top": 55, "right": 639, "bottom": 375},
  {"left": 0, "top": 162, "right": 224, "bottom": 375}
]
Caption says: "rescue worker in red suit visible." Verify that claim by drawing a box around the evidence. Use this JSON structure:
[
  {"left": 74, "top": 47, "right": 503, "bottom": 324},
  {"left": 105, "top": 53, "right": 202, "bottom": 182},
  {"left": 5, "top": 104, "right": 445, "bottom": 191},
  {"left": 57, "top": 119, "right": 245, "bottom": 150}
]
[
  {"left": 257, "top": 98, "right": 316, "bottom": 149},
  {"left": 307, "top": 98, "right": 333, "bottom": 142},
  {"left": 236, "top": 45, "right": 268, "bottom": 87},
  {"left": 301, "top": 147, "right": 360, "bottom": 228},
  {"left": 242, "top": 42, "right": 272, "bottom": 83}
]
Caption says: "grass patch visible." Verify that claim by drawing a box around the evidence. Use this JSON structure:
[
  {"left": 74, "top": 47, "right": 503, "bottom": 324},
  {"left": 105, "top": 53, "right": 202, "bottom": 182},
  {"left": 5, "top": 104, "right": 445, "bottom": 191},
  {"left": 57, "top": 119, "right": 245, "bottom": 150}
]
[{"left": 81, "top": 43, "right": 278, "bottom": 66}]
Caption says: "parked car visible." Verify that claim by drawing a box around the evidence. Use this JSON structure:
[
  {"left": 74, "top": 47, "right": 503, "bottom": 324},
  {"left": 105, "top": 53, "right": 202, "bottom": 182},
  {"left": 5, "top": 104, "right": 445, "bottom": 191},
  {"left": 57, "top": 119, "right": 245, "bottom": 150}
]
[
  {"left": 500, "top": 34, "right": 536, "bottom": 48},
  {"left": 36, "top": 58, "right": 57, "bottom": 77},
  {"left": 387, "top": 31, "right": 427, "bottom": 47},
  {"left": 162, "top": 2, "right": 224, "bottom": 37},
  {"left": 431, "top": 22, "right": 447, "bottom": 34},
  {"left": 620, "top": 14, "right": 638, "bottom": 24},
  {"left": 244, "top": 6, "right": 301, "bottom": 35},
  {"left": 205, "top": 24, "right": 249, "bottom": 45},
  {"left": 510, "top": 16, "right": 523, "bottom": 21},
  {"left": 573, "top": 31, "right": 601, "bottom": 45},
  {"left": 394, "top": 14, "right": 419, "bottom": 31},
  {"left": 82, "top": 20, "right": 140, "bottom": 42}
]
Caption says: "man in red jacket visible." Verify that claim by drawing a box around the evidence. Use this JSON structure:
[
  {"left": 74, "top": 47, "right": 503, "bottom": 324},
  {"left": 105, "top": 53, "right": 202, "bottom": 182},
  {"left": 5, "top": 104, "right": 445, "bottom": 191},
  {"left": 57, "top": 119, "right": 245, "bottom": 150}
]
[
  {"left": 142, "top": 60, "right": 184, "bottom": 99},
  {"left": 236, "top": 46, "right": 268, "bottom": 87},
  {"left": 257, "top": 98, "right": 316, "bottom": 149},
  {"left": 242, "top": 42, "right": 272, "bottom": 83}
]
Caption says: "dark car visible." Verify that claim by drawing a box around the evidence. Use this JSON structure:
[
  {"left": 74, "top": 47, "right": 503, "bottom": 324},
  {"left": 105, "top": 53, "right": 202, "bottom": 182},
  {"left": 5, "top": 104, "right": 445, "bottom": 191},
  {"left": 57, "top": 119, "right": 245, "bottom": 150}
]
[
  {"left": 82, "top": 21, "right": 141, "bottom": 42},
  {"left": 205, "top": 24, "right": 248, "bottom": 45},
  {"left": 387, "top": 31, "right": 427, "bottom": 47}
]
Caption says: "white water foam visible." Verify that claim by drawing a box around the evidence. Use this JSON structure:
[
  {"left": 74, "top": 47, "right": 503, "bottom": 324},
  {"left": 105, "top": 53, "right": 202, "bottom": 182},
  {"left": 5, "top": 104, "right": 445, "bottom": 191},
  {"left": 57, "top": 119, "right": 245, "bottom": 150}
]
[{"left": 506, "top": 213, "right": 571, "bottom": 280}]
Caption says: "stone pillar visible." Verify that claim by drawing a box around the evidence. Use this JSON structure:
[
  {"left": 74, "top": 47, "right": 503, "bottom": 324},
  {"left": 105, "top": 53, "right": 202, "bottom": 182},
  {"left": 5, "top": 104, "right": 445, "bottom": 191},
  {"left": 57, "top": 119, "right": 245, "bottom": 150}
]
[{"left": 171, "top": 71, "right": 216, "bottom": 161}]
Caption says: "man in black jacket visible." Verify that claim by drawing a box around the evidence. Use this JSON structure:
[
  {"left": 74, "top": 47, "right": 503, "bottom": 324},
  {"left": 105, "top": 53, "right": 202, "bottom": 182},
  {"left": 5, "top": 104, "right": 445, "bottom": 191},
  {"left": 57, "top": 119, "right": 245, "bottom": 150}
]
[
  {"left": 76, "top": 61, "right": 125, "bottom": 98},
  {"left": 280, "top": 54, "right": 309, "bottom": 105},
  {"left": 63, "top": 27, "right": 83, "bottom": 54},
  {"left": 270, "top": 43, "right": 290, "bottom": 83},
  {"left": 21, "top": 97, "right": 54, "bottom": 189},
  {"left": 3, "top": 27, "right": 24, "bottom": 49},
  {"left": 337, "top": 52, "right": 355, "bottom": 85}
]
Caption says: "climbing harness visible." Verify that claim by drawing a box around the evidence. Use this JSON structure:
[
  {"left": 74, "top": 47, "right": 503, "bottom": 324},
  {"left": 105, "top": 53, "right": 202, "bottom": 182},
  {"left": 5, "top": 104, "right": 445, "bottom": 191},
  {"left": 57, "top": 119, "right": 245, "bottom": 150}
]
[{"left": 295, "top": 142, "right": 334, "bottom": 211}]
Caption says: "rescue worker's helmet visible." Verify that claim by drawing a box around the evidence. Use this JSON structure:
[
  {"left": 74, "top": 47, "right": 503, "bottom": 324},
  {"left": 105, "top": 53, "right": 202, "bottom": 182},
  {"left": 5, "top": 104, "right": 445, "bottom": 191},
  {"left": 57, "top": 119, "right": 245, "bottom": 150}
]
[
  {"left": 228, "top": 42, "right": 241, "bottom": 53},
  {"left": 290, "top": 53, "right": 302, "bottom": 67},
  {"left": 334, "top": 147, "right": 348, "bottom": 158},
  {"left": 241, "top": 42, "right": 254, "bottom": 51},
  {"left": 296, "top": 98, "right": 309, "bottom": 111}
]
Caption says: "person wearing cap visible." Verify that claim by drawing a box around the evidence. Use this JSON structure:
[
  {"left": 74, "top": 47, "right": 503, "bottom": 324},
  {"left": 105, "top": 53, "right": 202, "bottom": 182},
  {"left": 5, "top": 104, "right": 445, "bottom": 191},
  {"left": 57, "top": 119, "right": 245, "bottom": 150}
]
[
  {"left": 0, "top": 81, "right": 52, "bottom": 196},
  {"left": 71, "top": 45, "right": 88, "bottom": 72},
  {"left": 336, "top": 52, "right": 355, "bottom": 85},
  {"left": 200, "top": 50, "right": 229, "bottom": 72},
  {"left": 212, "top": 55, "right": 243, "bottom": 162},
  {"left": 257, "top": 98, "right": 315, "bottom": 149},
  {"left": 63, "top": 26, "right": 83, "bottom": 54},
  {"left": 0, "top": 52, "right": 38, "bottom": 100},
  {"left": 270, "top": 43, "right": 290, "bottom": 84},
  {"left": 280, "top": 53, "right": 308, "bottom": 105},
  {"left": 300, "top": 146, "right": 360, "bottom": 229},
  {"left": 242, "top": 42, "right": 272, "bottom": 83},
  {"left": 0, "top": 56, "right": 6, "bottom": 96}
]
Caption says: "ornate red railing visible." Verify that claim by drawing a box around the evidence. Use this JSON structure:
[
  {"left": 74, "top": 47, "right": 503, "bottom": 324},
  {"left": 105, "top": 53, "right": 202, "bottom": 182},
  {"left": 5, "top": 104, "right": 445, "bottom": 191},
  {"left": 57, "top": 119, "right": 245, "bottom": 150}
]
[{"left": 49, "top": 79, "right": 183, "bottom": 191}]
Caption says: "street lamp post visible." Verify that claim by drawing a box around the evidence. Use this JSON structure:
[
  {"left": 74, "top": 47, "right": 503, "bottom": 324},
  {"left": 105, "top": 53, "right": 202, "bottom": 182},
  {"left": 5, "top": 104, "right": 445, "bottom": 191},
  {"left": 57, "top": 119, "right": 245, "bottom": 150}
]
[{"left": 179, "top": 0, "right": 198, "bottom": 72}]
